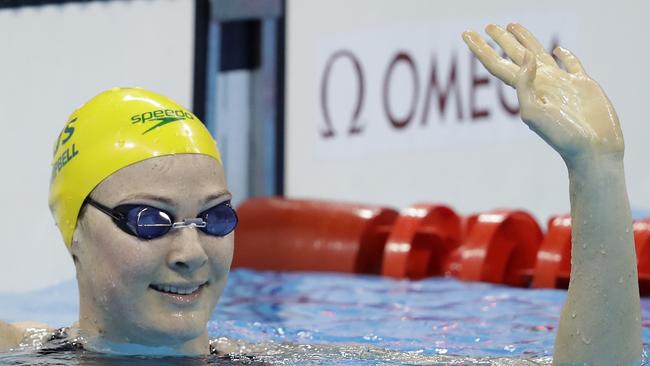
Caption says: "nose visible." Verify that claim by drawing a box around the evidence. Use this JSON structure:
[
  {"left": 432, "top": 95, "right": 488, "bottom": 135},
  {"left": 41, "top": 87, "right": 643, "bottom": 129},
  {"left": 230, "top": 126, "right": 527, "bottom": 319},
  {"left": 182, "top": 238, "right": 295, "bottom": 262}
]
[{"left": 166, "top": 227, "right": 209, "bottom": 273}]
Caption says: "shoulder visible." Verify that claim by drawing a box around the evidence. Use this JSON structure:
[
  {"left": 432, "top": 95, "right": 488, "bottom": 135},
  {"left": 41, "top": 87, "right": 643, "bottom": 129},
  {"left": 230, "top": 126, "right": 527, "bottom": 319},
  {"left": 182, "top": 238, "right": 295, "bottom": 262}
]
[
  {"left": 0, "top": 321, "right": 23, "bottom": 350},
  {"left": 0, "top": 321, "right": 55, "bottom": 351}
]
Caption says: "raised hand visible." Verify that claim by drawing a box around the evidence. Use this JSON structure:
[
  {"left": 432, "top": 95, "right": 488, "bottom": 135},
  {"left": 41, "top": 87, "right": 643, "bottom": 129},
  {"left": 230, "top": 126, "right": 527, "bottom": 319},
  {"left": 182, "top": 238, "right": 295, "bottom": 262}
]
[
  {"left": 463, "top": 24, "right": 642, "bottom": 366},
  {"left": 463, "top": 23, "right": 623, "bottom": 164}
]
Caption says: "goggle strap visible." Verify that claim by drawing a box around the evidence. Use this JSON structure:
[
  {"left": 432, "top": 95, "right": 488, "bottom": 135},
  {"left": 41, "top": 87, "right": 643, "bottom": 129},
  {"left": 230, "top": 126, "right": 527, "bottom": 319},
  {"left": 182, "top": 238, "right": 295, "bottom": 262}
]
[{"left": 85, "top": 197, "right": 125, "bottom": 221}]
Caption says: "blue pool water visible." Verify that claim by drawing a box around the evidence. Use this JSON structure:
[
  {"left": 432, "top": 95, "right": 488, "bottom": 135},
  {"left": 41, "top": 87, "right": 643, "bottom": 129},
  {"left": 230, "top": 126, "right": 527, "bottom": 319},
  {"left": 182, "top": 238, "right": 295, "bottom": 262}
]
[{"left": 1, "top": 268, "right": 649, "bottom": 365}]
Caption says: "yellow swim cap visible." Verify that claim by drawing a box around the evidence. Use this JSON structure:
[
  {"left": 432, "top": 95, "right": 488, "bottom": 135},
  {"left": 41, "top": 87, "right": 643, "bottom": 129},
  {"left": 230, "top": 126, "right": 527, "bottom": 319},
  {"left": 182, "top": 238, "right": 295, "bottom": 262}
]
[{"left": 49, "top": 87, "right": 222, "bottom": 248}]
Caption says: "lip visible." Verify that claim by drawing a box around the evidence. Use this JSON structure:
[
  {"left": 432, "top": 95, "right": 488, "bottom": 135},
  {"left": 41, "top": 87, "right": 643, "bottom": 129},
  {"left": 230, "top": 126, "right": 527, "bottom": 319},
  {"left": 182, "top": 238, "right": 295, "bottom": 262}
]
[{"left": 149, "top": 281, "right": 208, "bottom": 305}]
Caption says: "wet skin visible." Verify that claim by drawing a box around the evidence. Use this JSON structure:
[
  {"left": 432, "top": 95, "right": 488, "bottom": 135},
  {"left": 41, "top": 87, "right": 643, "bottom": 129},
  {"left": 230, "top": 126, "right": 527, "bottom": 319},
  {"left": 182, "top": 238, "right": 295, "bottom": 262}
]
[
  {"left": 71, "top": 154, "right": 234, "bottom": 355},
  {"left": 463, "top": 23, "right": 642, "bottom": 366}
]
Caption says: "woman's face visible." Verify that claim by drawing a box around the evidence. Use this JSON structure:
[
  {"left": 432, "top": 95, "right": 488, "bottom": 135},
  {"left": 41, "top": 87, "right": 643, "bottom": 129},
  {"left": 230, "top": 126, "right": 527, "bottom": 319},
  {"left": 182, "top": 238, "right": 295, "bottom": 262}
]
[{"left": 71, "top": 154, "right": 233, "bottom": 351}]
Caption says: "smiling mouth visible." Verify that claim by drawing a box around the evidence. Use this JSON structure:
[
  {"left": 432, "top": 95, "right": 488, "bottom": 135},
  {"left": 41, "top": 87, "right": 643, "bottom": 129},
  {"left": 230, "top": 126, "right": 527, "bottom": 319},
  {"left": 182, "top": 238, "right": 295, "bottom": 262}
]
[{"left": 149, "top": 282, "right": 208, "bottom": 295}]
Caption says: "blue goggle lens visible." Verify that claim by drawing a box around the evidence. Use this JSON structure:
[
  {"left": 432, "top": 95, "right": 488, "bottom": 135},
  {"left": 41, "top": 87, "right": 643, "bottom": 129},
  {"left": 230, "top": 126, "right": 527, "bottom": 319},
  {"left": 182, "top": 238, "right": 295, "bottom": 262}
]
[
  {"left": 199, "top": 203, "right": 238, "bottom": 236},
  {"left": 130, "top": 207, "right": 174, "bottom": 240},
  {"left": 111, "top": 202, "right": 237, "bottom": 240}
]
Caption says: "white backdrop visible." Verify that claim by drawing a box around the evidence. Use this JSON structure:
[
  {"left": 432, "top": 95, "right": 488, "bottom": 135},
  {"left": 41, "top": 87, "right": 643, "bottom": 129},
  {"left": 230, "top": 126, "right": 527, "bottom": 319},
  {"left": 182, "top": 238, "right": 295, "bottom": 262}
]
[
  {"left": 0, "top": 0, "right": 194, "bottom": 292},
  {"left": 285, "top": 1, "right": 650, "bottom": 226}
]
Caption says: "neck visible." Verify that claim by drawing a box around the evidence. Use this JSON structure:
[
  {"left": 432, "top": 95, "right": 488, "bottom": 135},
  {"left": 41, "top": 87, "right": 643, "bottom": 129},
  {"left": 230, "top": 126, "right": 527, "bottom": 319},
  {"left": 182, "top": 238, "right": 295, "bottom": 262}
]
[
  {"left": 80, "top": 330, "right": 210, "bottom": 356},
  {"left": 77, "top": 300, "right": 210, "bottom": 356}
]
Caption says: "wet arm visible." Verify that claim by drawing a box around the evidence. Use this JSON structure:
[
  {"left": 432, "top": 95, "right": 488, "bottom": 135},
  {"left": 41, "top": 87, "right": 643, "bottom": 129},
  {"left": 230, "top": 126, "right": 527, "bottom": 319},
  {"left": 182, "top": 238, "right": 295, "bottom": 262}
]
[
  {"left": 553, "top": 155, "right": 641, "bottom": 365},
  {"left": 0, "top": 321, "right": 23, "bottom": 351},
  {"left": 0, "top": 321, "right": 53, "bottom": 351},
  {"left": 463, "top": 23, "right": 642, "bottom": 365}
]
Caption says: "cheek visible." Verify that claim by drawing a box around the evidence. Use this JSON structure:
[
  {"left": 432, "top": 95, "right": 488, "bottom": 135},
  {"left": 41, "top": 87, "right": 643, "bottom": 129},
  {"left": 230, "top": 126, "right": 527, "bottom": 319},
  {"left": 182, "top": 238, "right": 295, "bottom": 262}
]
[
  {"left": 107, "top": 248, "right": 160, "bottom": 285},
  {"left": 84, "top": 227, "right": 161, "bottom": 292},
  {"left": 90, "top": 245, "right": 162, "bottom": 320},
  {"left": 206, "top": 236, "right": 234, "bottom": 277},
  {"left": 205, "top": 241, "right": 233, "bottom": 306}
]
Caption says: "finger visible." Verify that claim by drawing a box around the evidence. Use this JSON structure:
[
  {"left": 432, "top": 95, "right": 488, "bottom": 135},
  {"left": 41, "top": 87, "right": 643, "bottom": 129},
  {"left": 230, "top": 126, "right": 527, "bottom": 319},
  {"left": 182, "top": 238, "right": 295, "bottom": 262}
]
[
  {"left": 553, "top": 46, "right": 587, "bottom": 75},
  {"left": 507, "top": 23, "right": 557, "bottom": 66},
  {"left": 463, "top": 30, "right": 518, "bottom": 86},
  {"left": 516, "top": 51, "right": 537, "bottom": 100},
  {"left": 485, "top": 24, "right": 526, "bottom": 65},
  {"left": 516, "top": 51, "right": 542, "bottom": 124}
]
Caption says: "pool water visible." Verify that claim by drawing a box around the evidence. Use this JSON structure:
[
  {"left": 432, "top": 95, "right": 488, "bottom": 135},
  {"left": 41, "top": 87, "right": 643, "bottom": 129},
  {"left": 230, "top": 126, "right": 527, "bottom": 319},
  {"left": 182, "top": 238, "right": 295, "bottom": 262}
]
[{"left": 1, "top": 268, "right": 649, "bottom": 365}]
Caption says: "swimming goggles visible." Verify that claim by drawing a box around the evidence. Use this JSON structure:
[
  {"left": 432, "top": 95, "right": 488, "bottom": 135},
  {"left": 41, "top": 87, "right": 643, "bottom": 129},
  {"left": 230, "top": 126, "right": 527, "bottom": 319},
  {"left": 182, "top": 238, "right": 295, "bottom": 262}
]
[{"left": 84, "top": 197, "right": 238, "bottom": 240}]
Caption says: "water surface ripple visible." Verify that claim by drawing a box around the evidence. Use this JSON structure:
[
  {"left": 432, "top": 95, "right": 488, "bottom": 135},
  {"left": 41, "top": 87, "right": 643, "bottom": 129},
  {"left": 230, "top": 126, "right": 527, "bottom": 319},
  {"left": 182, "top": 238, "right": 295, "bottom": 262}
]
[{"left": 2, "top": 269, "right": 649, "bottom": 365}]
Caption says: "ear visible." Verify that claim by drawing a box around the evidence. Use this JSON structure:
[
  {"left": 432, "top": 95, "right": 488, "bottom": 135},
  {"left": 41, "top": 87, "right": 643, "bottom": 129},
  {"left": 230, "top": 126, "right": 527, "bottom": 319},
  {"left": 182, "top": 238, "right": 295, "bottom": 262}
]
[
  {"left": 70, "top": 206, "right": 88, "bottom": 264},
  {"left": 70, "top": 226, "right": 82, "bottom": 265}
]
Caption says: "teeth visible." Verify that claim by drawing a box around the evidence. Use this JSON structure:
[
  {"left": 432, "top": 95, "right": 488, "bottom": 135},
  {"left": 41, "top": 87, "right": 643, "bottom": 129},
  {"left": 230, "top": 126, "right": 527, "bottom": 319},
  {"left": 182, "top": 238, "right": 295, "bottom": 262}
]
[{"left": 153, "top": 284, "right": 201, "bottom": 295}]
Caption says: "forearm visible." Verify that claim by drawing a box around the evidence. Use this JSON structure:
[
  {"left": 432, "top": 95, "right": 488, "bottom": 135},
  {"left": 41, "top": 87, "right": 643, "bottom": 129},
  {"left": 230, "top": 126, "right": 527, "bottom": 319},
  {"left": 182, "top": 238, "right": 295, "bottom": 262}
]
[{"left": 553, "top": 153, "right": 642, "bottom": 366}]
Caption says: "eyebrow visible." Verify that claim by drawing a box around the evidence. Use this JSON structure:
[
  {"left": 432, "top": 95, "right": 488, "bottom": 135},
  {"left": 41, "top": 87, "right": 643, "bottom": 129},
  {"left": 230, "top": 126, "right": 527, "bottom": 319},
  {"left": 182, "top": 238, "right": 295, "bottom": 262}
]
[
  {"left": 117, "top": 193, "right": 176, "bottom": 206},
  {"left": 117, "top": 190, "right": 232, "bottom": 206},
  {"left": 203, "top": 190, "right": 233, "bottom": 204}
]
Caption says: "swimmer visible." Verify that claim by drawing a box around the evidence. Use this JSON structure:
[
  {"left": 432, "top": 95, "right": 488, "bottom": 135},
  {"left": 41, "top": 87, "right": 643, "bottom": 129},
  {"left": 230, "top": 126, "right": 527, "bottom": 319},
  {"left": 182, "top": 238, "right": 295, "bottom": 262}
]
[
  {"left": 463, "top": 24, "right": 642, "bottom": 365},
  {"left": 0, "top": 88, "right": 237, "bottom": 356},
  {"left": 0, "top": 23, "right": 643, "bottom": 365}
]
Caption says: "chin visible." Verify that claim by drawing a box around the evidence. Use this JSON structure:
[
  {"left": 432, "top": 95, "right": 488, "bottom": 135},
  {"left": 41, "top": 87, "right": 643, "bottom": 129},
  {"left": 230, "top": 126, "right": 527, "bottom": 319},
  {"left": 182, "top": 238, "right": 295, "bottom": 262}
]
[
  {"left": 141, "top": 312, "right": 210, "bottom": 344},
  {"left": 130, "top": 322, "right": 206, "bottom": 346}
]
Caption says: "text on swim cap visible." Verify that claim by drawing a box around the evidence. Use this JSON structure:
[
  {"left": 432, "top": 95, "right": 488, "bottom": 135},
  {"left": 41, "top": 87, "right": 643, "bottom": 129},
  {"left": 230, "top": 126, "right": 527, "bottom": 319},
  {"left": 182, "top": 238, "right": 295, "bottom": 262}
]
[
  {"left": 51, "top": 117, "right": 80, "bottom": 181},
  {"left": 131, "top": 109, "right": 194, "bottom": 135},
  {"left": 130, "top": 109, "right": 196, "bottom": 135},
  {"left": 53, "top": 117, "right": 77, "bottom": 156},
  {"left": 130, "top": 109, "right": 194, "bottom": 123},
  {"left": 51, "top": 143, "right": 79, "bottom": 182}
]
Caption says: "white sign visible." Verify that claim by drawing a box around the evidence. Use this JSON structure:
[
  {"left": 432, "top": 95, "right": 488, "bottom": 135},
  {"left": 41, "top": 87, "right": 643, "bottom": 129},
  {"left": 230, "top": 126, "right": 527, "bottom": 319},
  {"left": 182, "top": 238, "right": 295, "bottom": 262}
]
[
  {"left": 285, "top": 0, "right": 650, "bottom": 225},
  {"left": 312, "top": 22, "right": 565, "bottom": 159}
]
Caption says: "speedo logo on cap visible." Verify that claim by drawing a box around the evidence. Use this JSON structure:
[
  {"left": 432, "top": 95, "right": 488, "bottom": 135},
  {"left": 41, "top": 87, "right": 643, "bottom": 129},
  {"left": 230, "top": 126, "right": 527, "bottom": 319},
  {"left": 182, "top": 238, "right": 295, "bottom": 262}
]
[{"left": 130, "top": 109, "right": 196, "bottom": 134}]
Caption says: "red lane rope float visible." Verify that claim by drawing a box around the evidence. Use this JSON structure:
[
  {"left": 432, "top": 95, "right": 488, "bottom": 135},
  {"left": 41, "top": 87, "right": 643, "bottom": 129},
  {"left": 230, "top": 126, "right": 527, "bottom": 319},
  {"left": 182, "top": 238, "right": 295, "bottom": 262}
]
[
  {"left": 634, "top": 219, "right": 650, "bottom": 295},
  {"left": 531, "top": 215, "right": 572, "bottom": 289},
  {"left": 232, "top": 197, "right": 399, "bottom": 274},
  {"left": 444, "top": 210, "right": 543, "bottom": 287},
  {"left": 233, "top": 197, "right": 650, "bottom": 292},
  {"left": 532, "top": 216, "right": 650, "bottom": 293},
  {"left": 381, "top": 204, "right": 461, "bottom": 280}
]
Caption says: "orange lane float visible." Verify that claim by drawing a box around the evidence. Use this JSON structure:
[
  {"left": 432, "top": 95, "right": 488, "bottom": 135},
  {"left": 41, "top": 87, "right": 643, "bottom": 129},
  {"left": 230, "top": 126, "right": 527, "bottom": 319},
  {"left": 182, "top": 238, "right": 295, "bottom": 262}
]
[
  {"left": 232, "top": 197, "right": 398, "bottom": 274},
  {"left": 232, "top": 197, "right": 650, "bottom": 294},
  {"left": 381, "top": 204, "right": 462, "bottom": 280},
  {"left": 634, "top": 219, "right": 650, "bottom": 295},
  {"left": 531, "top": 215, "right": 572, "bottom": 289},
  {"left": 444, "top": 210, "right": 543, "bottom": 287},
  {"left": 531, "top": 216, "right": 650, "bottom": 293}
]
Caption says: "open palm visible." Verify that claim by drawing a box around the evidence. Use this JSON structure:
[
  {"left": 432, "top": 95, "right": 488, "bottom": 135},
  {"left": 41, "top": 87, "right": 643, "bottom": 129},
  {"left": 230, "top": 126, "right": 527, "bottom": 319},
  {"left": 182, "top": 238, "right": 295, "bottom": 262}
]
[{"left": 463, "top": 23, "right": 623, "bottom": 162}]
